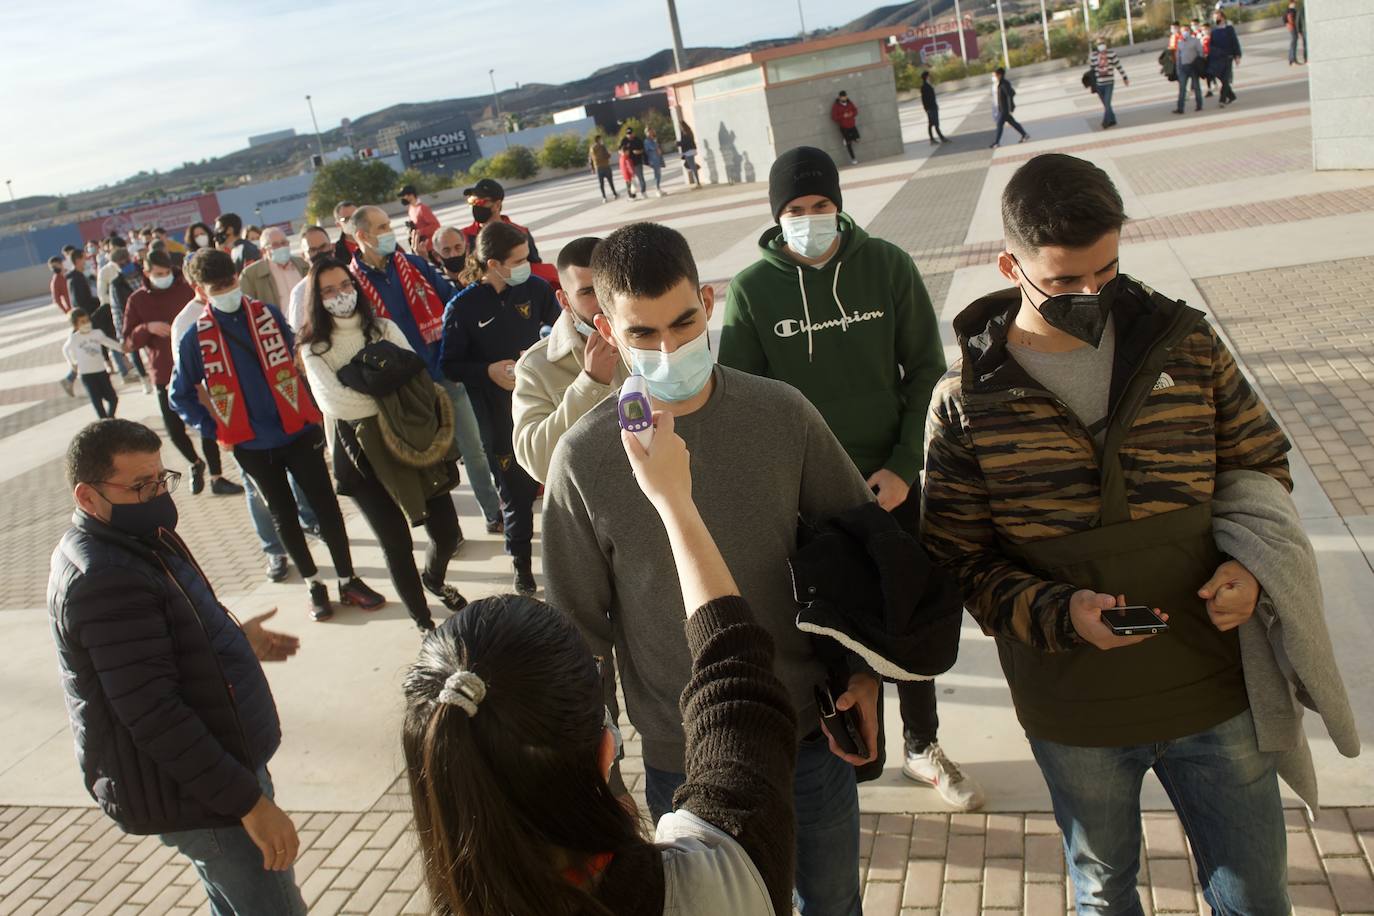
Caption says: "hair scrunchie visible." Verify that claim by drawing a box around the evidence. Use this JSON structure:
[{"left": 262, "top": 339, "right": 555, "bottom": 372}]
[{"left": 439, "top": 670, "right": 487, "bottom": 717}]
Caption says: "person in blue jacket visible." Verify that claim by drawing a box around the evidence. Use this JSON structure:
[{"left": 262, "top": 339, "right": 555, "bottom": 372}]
[
  {"left": 346, "top": 206, "right": 502, "bottom": 536},
  {"left": 170, "top": 248, "right": 384, "bottom": 622},
  {"left": 440, "top": 220, "right": 560, "bottom": 596}
]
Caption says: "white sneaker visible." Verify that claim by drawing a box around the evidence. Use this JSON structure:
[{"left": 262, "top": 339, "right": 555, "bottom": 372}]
[
  {"left": 902, "top": 743, "right": 985, "bottom": 811},
  {"left": 141, "top": 376, "right": 153, "bottom": 395}
]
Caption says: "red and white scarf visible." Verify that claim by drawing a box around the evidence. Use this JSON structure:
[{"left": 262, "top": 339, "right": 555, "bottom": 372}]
[
  {"left": 349, "top": 251, "right": 445, "bottom": 345},
  {"left": 197, "top": 298, "right": 322, "bottom": 446}
]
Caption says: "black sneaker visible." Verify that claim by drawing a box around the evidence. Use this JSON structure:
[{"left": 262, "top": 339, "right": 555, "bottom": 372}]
[
  {"left": 266, "top": 554, "right": 289, "bottom": 583},
  {"left": 421, "top": 573, "right": 468, "bottom": 611},
  {"left": 339, "top": 577, "right": 385, "bottom": 610},
  {"left": 309, "top": 581, "right": 334, "bottom": 621},
  {"left": 210, "top": 477, "right": 244, "bottom": 496},
  {"left": 190, "top": 461, "right": 206, "bottom": 495},
  {"left": 485, "top": 517, "right": 504, "bottom": 535},
  {"left": 513, "top": 558, "right": 536, "bottom": 596},
  {"left": 303, "top": 524, "right": 323, "bottom": 541}
]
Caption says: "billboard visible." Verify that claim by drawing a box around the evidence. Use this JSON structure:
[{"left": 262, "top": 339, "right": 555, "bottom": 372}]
[
  {"left": 398, "top": 116, "right": 480, "bottom": 175},
  {"left": 896, "top": 24, "right": 979, "bottom": 61},
  {"left": 78, "top": 193, "right": 221, "bottom": 244}
]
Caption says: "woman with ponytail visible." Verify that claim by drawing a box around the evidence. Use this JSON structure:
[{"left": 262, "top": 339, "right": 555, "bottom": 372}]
[{"left": 402, "top": 411, "right": 798, "bottom": 916}]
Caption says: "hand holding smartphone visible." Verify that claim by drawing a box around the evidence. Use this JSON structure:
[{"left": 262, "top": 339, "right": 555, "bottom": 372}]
[{"left": 1101, "top": 605, "right": 1169, "bottom": 636}]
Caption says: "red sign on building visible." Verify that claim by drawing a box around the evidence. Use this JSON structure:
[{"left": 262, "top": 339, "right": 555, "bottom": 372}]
[
  {"left": 614, "top": 81, "right": 641, "bottom": 98},
  {"left": 79, "top": 193, "right": 221, "bottom": 244}
]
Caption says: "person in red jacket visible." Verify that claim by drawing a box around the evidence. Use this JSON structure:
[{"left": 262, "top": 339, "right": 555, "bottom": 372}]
[
  {"left": 830, "top": 90, "right": 861, "bottom": 165},
  {"left": 122, "top": 250, "right": 243, "bottom": 497},
  {"left": 400, "top": 184, "right": 441, "bottom": 244}
]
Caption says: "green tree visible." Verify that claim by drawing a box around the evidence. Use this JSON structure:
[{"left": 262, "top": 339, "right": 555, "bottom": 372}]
[
  {"left": 488, "top": 145, "right": 539, "bottom": 180},
  {"left": 306, "top": 158, "right": 398, "bottom": 223},
  {"left": 395, "top": 167, "right": 448, "bottom": 196},
  {"left": 642, "top": 109, "right": 677, "bottom": 147},
  {"left": 538, "top": 132, "right": 589, "bottom": 170}
]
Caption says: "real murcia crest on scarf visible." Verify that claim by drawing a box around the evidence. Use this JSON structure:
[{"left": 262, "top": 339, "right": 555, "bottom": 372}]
[
  {"left": 208, "top": 384, "right": 235, "bottom": 426},
  {"left": 274, "top": 370, "right": 301, "bottom": 411}
]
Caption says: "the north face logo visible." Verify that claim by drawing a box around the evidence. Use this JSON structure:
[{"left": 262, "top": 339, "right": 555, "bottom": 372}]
[{"left": 1153, "top": 372, "right": 1175, "bottom": 391}]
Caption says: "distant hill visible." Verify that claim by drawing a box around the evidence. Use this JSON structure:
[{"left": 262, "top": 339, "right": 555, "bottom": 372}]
[{"left": 3, "top": 0, "right": 990, "bottom": 229}]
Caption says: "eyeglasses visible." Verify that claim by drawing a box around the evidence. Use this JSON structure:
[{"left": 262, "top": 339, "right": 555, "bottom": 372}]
[
  {"left": 466, "top": 196, "right": 495, "bottom": 207},
  {"left": 97, "top": 470, "right": 181, "bottom": 503},
  {"left": 307, "top": 245, "right": 333, "bottom": 259},
  {"left": 320, "top": 277, "right": 355, "bottom": 299}
]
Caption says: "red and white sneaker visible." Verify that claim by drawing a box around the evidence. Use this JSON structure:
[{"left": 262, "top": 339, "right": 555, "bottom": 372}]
[{"left": 902, "top": 742, "right": 985, "bottom": 811}]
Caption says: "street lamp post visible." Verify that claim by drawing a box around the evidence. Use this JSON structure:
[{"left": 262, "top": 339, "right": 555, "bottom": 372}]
[
  {"left": 663, "top": 0, "right": 688, "bottom": 170},
  {"left": 797, "top": 0, "right": 807, "bottom": 37},
  {"left": 5, "top": 179, "right": 37, "bottom": 267},
  {"left": 1040, "top": 0, "right": 1052, "bottom": 55},
  {"left": 489, "top": 69, "right": 509, "bottom": 149},
  {"left": 305, "top": 95, "right": 326, "bottom": 161},
  {"left": 954, "top": 0, "right": 968, "bottom": 62},
  {"left": 995, "top": 0, "right": 1011, "bottom": 69}
]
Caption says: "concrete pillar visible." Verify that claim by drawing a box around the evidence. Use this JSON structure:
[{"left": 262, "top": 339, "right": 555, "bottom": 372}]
[{"left": 1308, "top": 1, "right": 1374, "bottom": 170}]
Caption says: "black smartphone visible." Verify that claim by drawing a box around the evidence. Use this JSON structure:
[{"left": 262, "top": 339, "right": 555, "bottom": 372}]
[
  {"left": 1102, "top": 605, "right": 1169, "bottom": 636},
  {"left": 814, "top": 684, "right": 868, "bottom": 759}
]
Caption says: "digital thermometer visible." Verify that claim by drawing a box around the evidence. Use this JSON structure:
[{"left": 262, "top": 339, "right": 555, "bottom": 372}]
[{"left": 617, "top": 375, "right": 654, "bottom": 450}]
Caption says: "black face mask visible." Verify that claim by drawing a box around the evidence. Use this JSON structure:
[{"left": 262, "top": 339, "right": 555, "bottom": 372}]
[
  {"left": 52, "top": 265, "right": 63, "bottom": 274},
  {"left": 440, "top": 254, "right": 466, "bottom": 272},
  {"left": 472, "top": 205, "right": 493, "bottom": 223},
  {"left": 1013, "top": 255, "right": 1120, "bottom": 348},
  {"left": 104, "top": 491, "right": 179, "bottom": 538},
  {"left": 308, "top": 250, "right": 332, "bottom": 267}
]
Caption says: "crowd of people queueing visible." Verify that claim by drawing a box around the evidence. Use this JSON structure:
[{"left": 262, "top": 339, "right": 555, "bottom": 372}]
[{"left": 42, "top": 144, "right": 1356, "bottom": 916}]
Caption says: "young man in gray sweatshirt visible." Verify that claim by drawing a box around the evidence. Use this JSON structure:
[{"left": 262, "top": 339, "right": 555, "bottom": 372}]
[{"left": 543, "top": 222, "right": 878, "bottom": 916}]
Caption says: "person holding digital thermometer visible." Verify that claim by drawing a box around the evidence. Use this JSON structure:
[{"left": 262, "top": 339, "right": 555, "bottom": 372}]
[
  {"left": 921, "top": 154, "right": 1295, "bottom": 913},
  {"left": 544, "top": 222, "right": 879, "bottom": 915},
  {"left": 402, "top": 408, "right": 797, "bottom": 916}
]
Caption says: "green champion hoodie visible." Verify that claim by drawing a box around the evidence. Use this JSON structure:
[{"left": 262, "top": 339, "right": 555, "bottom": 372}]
[{"left": 719, "top": 213, "right": 945, "bottom": 483}]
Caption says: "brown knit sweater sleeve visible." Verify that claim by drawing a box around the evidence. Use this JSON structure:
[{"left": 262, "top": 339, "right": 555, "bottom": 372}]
[{"left": 675, "top": 595, "right": 798, "bottom": 916}]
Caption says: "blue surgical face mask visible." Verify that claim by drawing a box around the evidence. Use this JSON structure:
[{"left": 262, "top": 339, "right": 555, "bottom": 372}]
[
  {"left": 622, "top": 325, "right": 713, "bottom": 402},
  {"left": 506, "top": 262, "right": 531, "bottom": 286},
  {"left": 208, "top": 286, "right": 242, "bottom": 313},
  {"left": 374, "top": 232, "right": 398, "bottom": 256},
  {"left": 270, "top": 246, "right": 292, "bottom": 265},
  {"left": 779, "top": 213, "right": 840, "bottom": 260},
  {"left": 572, "top": 313, "right": 597, "bottom": 338}
]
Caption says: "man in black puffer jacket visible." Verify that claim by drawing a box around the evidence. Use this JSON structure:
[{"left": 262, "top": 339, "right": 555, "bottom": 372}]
[{"left": 47, "top": 419, "right": 307, "bottom": 915}]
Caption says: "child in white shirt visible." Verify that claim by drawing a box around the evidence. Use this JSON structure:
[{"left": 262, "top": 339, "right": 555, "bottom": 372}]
[{"left": 63, "top": 308, "right": 126, "bottom": 418}]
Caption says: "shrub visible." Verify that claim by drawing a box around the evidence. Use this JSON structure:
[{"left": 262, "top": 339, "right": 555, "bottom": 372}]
[
  {"left": 539, "top": 132, "right": 588, "bottom": 170},
  {"left": 306, "top": 157, "right": 398, "bottom": 223},
  {"left": 395, "top": 167, "right": 447, "bottom": 196},
  {"left": 486, "top": 145, "right": 538, "bottom": 180}
]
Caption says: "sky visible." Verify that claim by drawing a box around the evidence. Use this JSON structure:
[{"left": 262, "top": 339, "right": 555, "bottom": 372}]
[{"left": 0, "top": 0, "right": 862, "bottom": 199}]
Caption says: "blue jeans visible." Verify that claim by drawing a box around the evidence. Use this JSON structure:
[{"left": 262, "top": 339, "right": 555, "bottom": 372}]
[
  {"left": 1177, "top": 62, "right": 1203, "bottom": 110},
  {"left": 1098, "top": 82, "right": 1116, "bottom": 126},
  {"left": 238, "top": 459, "right": 318, "bottom": 557},
  {"left": 1029, "top": 710, "right": 1288, "bottom": 916},
  {"left": 993, "top": 111, "right": 1027, "bottom": 145},
  {"left": 1288, "top": 30, "right": 1299, "bottom": 63},
  {"left": 645, "top": 732, "right": 862, "bottom": 916},
  {"left": 159, "top": 768, "right": 307, "bottom": 915},
  {"left": 442, "top": 380, "right": 501, "bottom": 523}
]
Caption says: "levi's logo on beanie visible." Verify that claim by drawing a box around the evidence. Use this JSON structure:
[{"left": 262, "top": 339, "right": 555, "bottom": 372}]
[{"left": 769, "top": 146, "right": 844, "bottom": 221}]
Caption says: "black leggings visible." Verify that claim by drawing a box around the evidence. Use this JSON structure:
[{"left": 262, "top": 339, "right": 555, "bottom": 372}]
[
  {"left": 596, "top": 166, "right": 617, "bottom": 197},
  {"left": 156, "top": 385, "right": 221, "bottom": 475},
  {"left": 891, "top": 491, "right": 939, "bottom": 751},
  {"left": 349, "top": 473, "right": 462, "bottom": 625},
  {"left": 234, "top": 427, "right": 353, "bottom": 581},
  {"left": 81, "top": 372, "right": 117, "bottom": 418}
]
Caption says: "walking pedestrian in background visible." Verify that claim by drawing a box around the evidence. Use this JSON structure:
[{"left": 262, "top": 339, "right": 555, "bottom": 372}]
[
  {"left": 991, "top": 68, "right": 1029, "bottom": 148},
  {"left": 921, "top": 71, "right": 949, "bottom": 144},
  {"left": 1092, "top": 41, "right": 1129, "bottom": 129},
  {"left": 588, "top": 134, "right": 618, "bottom": 202},
  {"left": 1209, "top": 11, "right": 1243, "bottom": 107},
  {"left": 1173, "top": 26, "right": 1205, "bottom": 114}
]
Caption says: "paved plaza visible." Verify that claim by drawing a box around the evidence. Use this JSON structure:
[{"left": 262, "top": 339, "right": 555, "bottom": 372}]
[{"left": 2, "top": 27, "right": 1372, "bottom": 913}]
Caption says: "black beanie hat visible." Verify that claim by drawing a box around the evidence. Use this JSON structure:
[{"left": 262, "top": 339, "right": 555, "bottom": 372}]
[{"left": 769, "top": 146, "right": 842, "bottom": 222}]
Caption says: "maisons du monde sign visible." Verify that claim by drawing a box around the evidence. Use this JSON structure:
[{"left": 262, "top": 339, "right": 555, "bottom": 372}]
[{"left": 397, "top": 116, "right": 479, "bottom": 174}]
